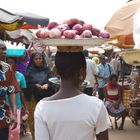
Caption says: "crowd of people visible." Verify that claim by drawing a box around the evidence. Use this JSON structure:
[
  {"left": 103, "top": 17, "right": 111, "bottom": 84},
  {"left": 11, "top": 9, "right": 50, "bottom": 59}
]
[{"left": 0, "top": 39, "right": 130, "bottom": 140}]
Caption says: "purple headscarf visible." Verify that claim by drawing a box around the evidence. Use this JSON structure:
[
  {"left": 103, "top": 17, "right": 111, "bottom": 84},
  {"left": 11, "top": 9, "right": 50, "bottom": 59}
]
[{"left": 16, "top": 50, "right": 30, "bottom": 75}]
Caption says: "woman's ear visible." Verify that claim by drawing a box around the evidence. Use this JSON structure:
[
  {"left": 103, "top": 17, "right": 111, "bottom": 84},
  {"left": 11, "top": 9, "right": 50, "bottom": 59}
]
[{"left": 79, "top": 67, "right": 86, "bottom": 83}]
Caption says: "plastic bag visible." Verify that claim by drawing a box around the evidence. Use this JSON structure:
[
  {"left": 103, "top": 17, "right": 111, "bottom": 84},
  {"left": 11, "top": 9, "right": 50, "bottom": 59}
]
[{"left": 8, "top": 109, "right": 21, "bottom": 140}]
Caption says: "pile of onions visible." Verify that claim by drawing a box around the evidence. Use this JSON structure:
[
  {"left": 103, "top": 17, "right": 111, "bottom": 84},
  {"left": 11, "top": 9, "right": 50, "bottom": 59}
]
[{"left": 35, "top": 18, "right": 110, "bottom": 39}]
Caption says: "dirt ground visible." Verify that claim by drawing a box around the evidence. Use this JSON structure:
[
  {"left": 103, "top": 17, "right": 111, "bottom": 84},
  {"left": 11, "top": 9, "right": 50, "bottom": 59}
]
[{"left": 21, "top": 117, "right": 140, "bottom": 140}]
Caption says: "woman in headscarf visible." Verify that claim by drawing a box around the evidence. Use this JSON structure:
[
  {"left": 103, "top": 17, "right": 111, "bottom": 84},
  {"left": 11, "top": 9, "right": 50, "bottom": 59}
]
[
  {"left": 25, "top": 52, "right": 53, "bottom": 140},
  {"left": 25, "top": 52, "right": 53, "bottom": 102}
]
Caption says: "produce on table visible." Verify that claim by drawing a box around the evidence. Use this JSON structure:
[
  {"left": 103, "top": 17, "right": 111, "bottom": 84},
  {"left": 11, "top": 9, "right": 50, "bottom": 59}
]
[{"left": 35, "top": 18, "right": 110, "bottom": 39}]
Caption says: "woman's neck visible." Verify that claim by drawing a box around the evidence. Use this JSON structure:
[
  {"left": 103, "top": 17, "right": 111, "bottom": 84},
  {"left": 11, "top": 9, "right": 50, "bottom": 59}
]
[
  {"left": 47, "top": 79, "right": 82, "bottom": 100},
  {"left": 59, "top": 80, "right": 81, "bottom": 96},
  {"left": 61, "top": 80, "right": 77, "bottom": 89}
]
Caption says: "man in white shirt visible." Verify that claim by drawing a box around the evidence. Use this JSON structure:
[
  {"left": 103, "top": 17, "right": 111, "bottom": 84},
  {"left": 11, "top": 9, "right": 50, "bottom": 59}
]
[
  {"left": 110, "top": 54, "right": 121, "bottom": 76},
  {"left": 83, "top": 50, "right": 98, "bottom": 96}
]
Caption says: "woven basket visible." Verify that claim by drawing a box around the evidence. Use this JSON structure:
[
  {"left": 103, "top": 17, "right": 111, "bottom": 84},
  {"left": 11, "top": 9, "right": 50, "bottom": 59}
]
[
  {"left": 108, "top": 34, "right": 134, "bottom": 49},
  {"left": 40, "top": 38, "right": 107, "bottom": 46},
  {"left": 119, "top": 49, "right": 140, "bottom": 66}
]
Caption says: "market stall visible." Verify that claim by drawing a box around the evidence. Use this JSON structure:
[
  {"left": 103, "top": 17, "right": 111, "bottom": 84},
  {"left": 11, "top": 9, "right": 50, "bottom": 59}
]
[
  {"left": 104, "top": 0, "right": 140, "bottom": 125},
  {"left": 0, "top": 8, "right": 29, "bottom": 45},
  {"left": 118, "top": 49, "right": 140, "bottom": 125}
]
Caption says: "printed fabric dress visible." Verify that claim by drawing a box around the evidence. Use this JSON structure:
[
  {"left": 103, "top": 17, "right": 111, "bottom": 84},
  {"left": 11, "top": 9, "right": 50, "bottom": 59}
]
[{"left": 0, "top": 61, "right": 20, "bottom": 129}]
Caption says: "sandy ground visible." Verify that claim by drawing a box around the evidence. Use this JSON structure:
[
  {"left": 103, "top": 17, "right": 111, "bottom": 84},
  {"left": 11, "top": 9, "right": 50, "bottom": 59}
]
[
  {"left": 109, "top": 117, "right": 140, "bottom": 140},
  {"left": 21, "top": 117, "right": 140, "bottom": 140}
]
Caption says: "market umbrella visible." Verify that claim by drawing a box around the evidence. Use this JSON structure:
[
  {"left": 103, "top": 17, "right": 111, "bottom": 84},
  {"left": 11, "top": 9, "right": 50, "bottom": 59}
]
[
  {"left": 105, "top": 0, "right": 140, "bottom": 49},
  {"left": 105, "top": 0, "right": 140, "bottom": 38},
  {"left": 15, "top": 12, "right": 49, "bottom": 29},
  {"left": 0, "top": 8, "right": 23, "bottom": 31}
]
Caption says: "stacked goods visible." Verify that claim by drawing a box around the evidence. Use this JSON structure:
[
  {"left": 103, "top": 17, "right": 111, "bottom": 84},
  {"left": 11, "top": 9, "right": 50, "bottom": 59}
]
[
  {"left": 35, "top": 18, "right": 110, "bottom": 39},
  {"left": 123, "top": 89, "right": 131, "bottom": 108},
  {"left": 6, "top": 42, "right": 25, "bottom": 57}
]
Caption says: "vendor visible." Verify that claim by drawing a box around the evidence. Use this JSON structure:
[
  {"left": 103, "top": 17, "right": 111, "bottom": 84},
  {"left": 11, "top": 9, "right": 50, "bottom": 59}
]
[{"left": 130, "top": 66, "right": 140, "bottom": 97}]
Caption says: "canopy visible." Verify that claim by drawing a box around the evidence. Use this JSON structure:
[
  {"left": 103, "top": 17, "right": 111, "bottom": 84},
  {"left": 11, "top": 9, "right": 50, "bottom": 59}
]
[
  {"left": 0, "top": 29, "right": 34, "bottom": 44},
  {"left": 105, "top": 0, "right": 140, "bottom": 38},
  {"left": 16, "top": 12, "right": 49, "bottom": 28},
  {"left": 0, "top": 8, "right": 23, "bottom": 31},
  {"left": 105, "top": 0, "right": 140, "bottom": 49}
]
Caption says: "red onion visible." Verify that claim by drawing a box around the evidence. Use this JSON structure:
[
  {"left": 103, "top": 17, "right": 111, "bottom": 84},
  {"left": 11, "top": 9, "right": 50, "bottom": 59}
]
[
  {"left": 49, "top": 28, "right": 62, "bottom": 38},
  {"left": 100, "top": 31, "right": 110, "bottom": 38},
  {"left": 81, "top": 30, "right": 92, "bottom": 38},
  {"left": 36, "top": 29, "right": 42, "bottom": 38},
  {"left": 47, "top": 22, "right": 59, "bottom": 30},
  {"left": 91, "top": 28, "right": 100, "bottom": 37},
  {"left": 40, "top": 28, "right": 50, "bottom": 39},
  {"left": 63, "top": 30, "right": 76, "bottom": 39},
  {"left": 65, "top": 18, "right": 80, "bottom": 29},
  {"left": 72, "top": 24, "right": 83, "bottom": 35},
  {"left": 57, "top": 24, "right": 69, "bottom": 33},
  {"left": 82, "top": 24, "right": 93, "bottom": 31}
]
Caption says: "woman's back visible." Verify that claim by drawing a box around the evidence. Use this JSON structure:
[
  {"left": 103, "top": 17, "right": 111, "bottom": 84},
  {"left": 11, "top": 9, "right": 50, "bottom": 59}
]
[{"left": 35, "top": 94, "right": 109, "bottom": 140}]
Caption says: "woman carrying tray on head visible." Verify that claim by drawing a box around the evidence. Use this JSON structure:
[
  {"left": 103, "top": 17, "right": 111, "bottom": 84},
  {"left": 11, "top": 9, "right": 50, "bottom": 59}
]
[{"left": 34, "top": 45, "right": 109, "bottom": 140}]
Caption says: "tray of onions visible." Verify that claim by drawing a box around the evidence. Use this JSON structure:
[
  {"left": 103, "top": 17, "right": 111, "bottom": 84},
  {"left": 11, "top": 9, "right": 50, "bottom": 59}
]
[
  {"left": 40, "top": 38, "right": 107, "bottom": 46},
  {"left": 35, "top": 18, "right": 110, "bottom": 46}
]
